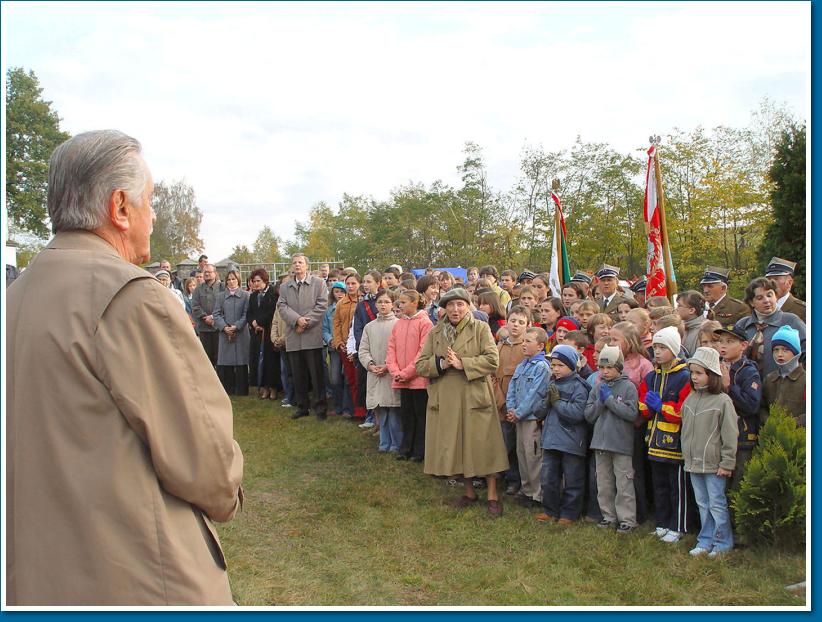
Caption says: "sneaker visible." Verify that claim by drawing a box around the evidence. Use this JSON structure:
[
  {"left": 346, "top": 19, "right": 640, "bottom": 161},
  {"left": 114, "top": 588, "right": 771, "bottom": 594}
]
[
  {"left": 447, "top": 478, "right": 460, "bottom": 486},
  {"left": 660, "top": 530, "right": 683, "bottom": 543},
  {"left": 281, "top": 400, "right": 292, "bottom": 408},
  {"left": 358, "top": 422, "right": 375, "bottom": 429},
  {"left": 597, "top": 519, "right": 617, "bottom": 530},
  {"left": 616, "top": 523, "right": 635, "bottom": 534},
  {"left": 651, "top": 527, "right": 668, "bottom": 538},
  {"left": 689, "top": 546, "right": 710, "bottom": 557},
  {"left": 708, "top": 548, "right": 730, "bottom": 558}
]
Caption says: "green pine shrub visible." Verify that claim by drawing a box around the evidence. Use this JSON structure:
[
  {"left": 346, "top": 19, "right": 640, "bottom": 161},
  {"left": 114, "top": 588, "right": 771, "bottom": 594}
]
[{"left": 730, "top": 405, "right": 806, "bottom": 549}]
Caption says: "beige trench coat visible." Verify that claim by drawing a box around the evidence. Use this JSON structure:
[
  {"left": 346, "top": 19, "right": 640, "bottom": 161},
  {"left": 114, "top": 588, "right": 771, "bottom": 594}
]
[
  {"left": 6, "top": 231, "right": 244, "bottom": 605},
  {"left": 416, "top": 314, "right": 508, "bottom": 478}
]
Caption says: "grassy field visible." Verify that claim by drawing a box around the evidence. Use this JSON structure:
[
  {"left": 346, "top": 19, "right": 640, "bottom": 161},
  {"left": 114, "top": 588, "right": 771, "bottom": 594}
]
[{"left": 217, "top": 395, "right": 806, "bottom": 607}]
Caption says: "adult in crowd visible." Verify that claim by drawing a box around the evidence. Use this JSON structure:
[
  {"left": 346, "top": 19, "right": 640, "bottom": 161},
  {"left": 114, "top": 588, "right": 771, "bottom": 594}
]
[
  {"left": 159, "top": 259, "right": 183, "bottom": 291},
  {"left": 699, "top": 266, "right": 749, "bottom": 329},
  {"left": 734, "top": 276, "right": 805, "bottom": 378},
  {"left": 764, "top": 257, "right": 805, "bottom": 322},
  {"left": 155, "top": 269, "right": 186, "bottom": 310},
  {"left": 416, "top": 287, "right": 508, "bottom": 517},
  {"left": 479, "top": 264, "right": 512, "bottom": 310},
  {"left": 570, "top": 271, "right": 593, "bottom": 298},
  {"left": 197, "top": 254, "right": 208, "bottom": 272},
  {"left": 191, "top": 263, "right": 223, "bottom": 367},
  {"left": 6, "top": 130, "right": 243, "bottom": 605},
  {"left": 247, "top": 268, "right": 281, "bottom": 400},
  {"left": 629, "top": 278, "right": 647, "bottom": 308},
  {"left": 596, "top": 264, "right": 627, "bottom": 322},
  {"left": 277, "top": 253, "right": 329, "bottom": 421},
  {"left": 213, "top": 268, "right": 251, "bottom": 396}
]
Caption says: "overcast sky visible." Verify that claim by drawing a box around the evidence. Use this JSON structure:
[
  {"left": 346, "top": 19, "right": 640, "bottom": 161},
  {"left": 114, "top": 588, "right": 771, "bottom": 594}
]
[{"left": 3, "top": 1, "right": 809, "bottom": 262}]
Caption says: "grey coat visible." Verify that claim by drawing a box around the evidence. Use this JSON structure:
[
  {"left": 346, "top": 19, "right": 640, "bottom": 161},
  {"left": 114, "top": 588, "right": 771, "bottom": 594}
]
[
  {"left": 191, "top": 280, "right": 224, "bottom": 333},
  {"left": 584, "top": 373, "right": 639, "bottom": 456},
  {"left": 276, "top": 275, "right": 328, "bottom": 352},
  {"left": 213, "top": 288, "right": 250, "bottom": 366}
]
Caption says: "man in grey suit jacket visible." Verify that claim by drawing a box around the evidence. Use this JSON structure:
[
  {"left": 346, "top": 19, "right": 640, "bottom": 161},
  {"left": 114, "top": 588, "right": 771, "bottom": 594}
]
[{"left": 277, "top": 253, "right": 329, "bottom": 420}]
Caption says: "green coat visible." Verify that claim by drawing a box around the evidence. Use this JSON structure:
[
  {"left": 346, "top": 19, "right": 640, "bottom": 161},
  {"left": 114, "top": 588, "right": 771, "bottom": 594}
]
[{"left": 416, "top": 314, "right": 509, "bottom": 478}]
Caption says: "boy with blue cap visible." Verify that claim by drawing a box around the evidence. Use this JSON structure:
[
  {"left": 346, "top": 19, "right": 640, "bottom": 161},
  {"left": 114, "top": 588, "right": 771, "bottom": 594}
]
[{"left": 763, "top": 325, "right": 806, "bottom": 428}]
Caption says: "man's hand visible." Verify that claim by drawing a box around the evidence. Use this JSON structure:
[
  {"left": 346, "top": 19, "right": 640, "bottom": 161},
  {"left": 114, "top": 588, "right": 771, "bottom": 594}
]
[
  {"left": 296, "top": 317, "right": 310, "bottom": 329},
  {"left": 204, "top": 315, "right": 215, "bottom": 327},
  {"left": 506, "top": 410, "right": 517, "bottom": 423}
]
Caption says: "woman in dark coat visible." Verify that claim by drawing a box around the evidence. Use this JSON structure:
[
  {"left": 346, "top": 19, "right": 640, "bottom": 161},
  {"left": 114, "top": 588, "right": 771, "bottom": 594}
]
[{"left": 247, "top": 268, "right": 282, "bottom": 399}]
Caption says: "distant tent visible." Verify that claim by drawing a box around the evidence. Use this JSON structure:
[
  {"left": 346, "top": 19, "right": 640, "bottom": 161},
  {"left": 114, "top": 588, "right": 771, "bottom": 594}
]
[{"left": 411, "top": 267, "right": 468, "bottom": 282}]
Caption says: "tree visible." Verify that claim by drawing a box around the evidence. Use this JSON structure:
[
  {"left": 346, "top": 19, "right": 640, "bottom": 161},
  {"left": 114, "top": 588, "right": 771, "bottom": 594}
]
[
  {"left": 150, "top": 179, "right": 204, "bottom": 265},
  {"left": 6, "top": 67, "right": 70, "bottom": 238},
  {"left": 757, "top": 124, "right": 806, "bottom": 299},
  {"left": 229, "top": 244, "right": 254, "bottom": 264},
  {"left": 252, "top": 226, "right": 283, "bottom": 263}
]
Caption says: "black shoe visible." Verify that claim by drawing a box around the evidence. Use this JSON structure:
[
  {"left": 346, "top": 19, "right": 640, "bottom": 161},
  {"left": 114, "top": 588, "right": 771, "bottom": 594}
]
[
  {"left": 291, "top": 411, "right": 310, "bottom": 420},
  {"left": 505, "top": 483, "right": 521, "bottom": 496},
  {"left": 316, "top": 413, "right": 327, "bottom": 421},
  {"left": 516, "top": 494, "right": 535, "bottom": 508},
  {"left": 395, "top": 454, "right": 409, "bottom": 461},
  {"left": 409, "top": 456, "right": 423, "bottom": 463}
]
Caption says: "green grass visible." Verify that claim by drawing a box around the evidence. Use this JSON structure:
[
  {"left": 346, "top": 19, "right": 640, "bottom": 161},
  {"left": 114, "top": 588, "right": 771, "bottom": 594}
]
[{"left": 217, "top": 395, "right": 806, "bottom": 606}]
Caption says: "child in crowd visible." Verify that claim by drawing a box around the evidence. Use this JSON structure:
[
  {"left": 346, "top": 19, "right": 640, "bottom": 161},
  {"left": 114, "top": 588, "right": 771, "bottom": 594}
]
[
  {"left": 763, "top": 325, "right": 806, "bottom": 428},
  {"left": 584, "top": 345, "right": 639, "bottom": 534},
  {"left": 638, "top": 326, "right": 692, "bottom": 543},
  {"left": 675, "top": 290, "right": 709, "bottom": 356},
  {"left": 323, "top": 281, "right": 347, "bottom": 415},
  {"left": 536, "top": 344, "right": 591, "bottom": 525},
  {"left": 681, "top": 347, "right": 738, "bottom": 557},
  {"left": 697, "top": 320, "right": 723, "bottom": 352},
  {"left": 506, "top": 326, "right": 551, "bottom": 507},
  {"left": 586, "top": 337, "right": 610, "bottom": 389},
  {"left": 517, "top": 285, "right": 539, "bottom": 322},
  {"left": 574, "top": 300, "right": 599, "bottom": 332},
  {"left": 386, "top": 289, "right": 433, "bottom": 462},
  {"left": 626, "top": 307, "right": 653, "bottom": 350},
  {"left": 333, "top": 272, "right": 365, "bottom": 419},
  {"left": 494, "top": 306, "right": 531, "bottom": 495},
  {"left": 271, "top": 303, "right": 294, "bottom": 407},
  {"left": 715, "top": 325, "right": 761, "bottom": 493},
  {"left": 585, "top": 313, "right": 613, "bottom": 370},
  {"left": 650, "top": 314, "right": 688, "bottom": 360},
  {"left": 416, "top": 275, "right": 440, "bottom": 326},
  {"left": 353, "top": 270, "right": 383, "bottom": 429},
  {"left": 617, "top": 298, "right": 639, "bottom": 322},
  {"left": 564, "top": 330, "right": 593, "bottom": 379},
  {"left": 477, "top": 291, "right": 507, "bottom": 340},
  {"left": 539, "top": 297, "right": 564, "bottom": 338},
  {"left": 562, "top": 282, "right": 585, "bottom": 314},
  {"left": 358, "top": 290, "right": 402, "bottom": 453},
  {"left": 550, "top": 316, "right": 580, "bottom": 349}
]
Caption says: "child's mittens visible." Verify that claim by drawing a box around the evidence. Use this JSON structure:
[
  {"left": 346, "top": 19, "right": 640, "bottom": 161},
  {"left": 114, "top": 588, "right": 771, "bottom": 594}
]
[
  {"left": 599, "top": 384, "right": 612, "bottom": 403},
  {"left": 547, "top": 384, "right": 560, "bottom": 405},
  {"left": 644, "top": 390, "right": 663, "bottom": 413}
]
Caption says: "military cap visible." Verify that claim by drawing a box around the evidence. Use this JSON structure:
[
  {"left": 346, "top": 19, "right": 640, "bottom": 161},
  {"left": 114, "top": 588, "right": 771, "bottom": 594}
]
[
  {"left": 517, "top": 270, "right": 536, "bottom": 283},
  {"left": 629, "top": 278, "right": 647, "bottom": 293},
  {"left": 570, "top": 271, "right": 593, "bottom": 285},
  {"left": 764, "top": 257, "right": 796, "bottom": 277},
  {"left": 595, "top": 264, "right": 620, "bottom": 279},
  {"left": 700, "top": 266, "right": 730, "bottom": 285}
]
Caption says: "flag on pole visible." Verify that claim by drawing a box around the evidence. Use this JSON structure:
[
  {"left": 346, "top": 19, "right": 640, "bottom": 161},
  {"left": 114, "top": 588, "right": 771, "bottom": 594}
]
[
  {"left": 643, "top": 144, "right": 676, "bottom": 301},
  {"left": 548, "top": 191, "right": 571, "bottom": 298}
]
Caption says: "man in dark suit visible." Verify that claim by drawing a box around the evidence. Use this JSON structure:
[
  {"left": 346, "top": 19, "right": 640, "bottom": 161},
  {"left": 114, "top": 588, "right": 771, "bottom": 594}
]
[{"left": 765, "top": 257, "right": 805, "bottom": 322}]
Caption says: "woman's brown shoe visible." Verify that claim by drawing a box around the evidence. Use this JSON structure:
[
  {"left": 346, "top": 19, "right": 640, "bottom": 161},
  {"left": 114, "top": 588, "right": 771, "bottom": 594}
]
[{"left": 487, "top": 500, "right": 503, "bottom": 518}]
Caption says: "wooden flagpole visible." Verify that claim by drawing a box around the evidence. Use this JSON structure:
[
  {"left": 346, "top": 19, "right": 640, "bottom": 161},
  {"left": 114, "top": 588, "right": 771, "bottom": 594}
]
[{"left": 652, "top": 140, "right": 676, "bottom": 303}]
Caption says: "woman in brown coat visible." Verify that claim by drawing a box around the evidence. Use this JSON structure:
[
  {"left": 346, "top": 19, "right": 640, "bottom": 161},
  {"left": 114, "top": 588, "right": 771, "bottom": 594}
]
[{"left": 416, "top": 288, "right": 509, "bottom": 516}]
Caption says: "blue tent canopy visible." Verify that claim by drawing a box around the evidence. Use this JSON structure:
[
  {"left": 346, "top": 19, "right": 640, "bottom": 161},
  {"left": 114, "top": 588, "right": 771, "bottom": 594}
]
[{"left": 410, "top": 267, "right": 468, "bottom": 282}]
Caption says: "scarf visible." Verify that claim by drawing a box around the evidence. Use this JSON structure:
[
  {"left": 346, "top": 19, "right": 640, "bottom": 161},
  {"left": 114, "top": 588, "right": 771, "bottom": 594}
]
[
  {"left": 748, "top": 309, "right": 779, "bottom": 366},
  {"left": 442, "top": 312, "right": 471, "bottom": 347},
  {"left": 775, "top": 354, "right": 801, "bottom": 378}
]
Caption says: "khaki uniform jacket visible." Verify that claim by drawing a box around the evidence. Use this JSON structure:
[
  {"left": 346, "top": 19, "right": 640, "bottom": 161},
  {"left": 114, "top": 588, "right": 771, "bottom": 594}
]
[
  {"left": 780, "top": 294, "right": 806, "bottom": 322},
  {"left": 600, "top": 293, "right": 628, "bottom": 322},
  {"left": 416, "top": 314, "right": 509, "bottom": 478},
  {"left": 277, "top": 275, "right": 328, "bottom": 351},
  {"left": 6, "top": 232, "right": 243, "bottom": 605},
  {"left": 763, "top": 364, "right": 806, "bottom": 428},
  {"left": 710, "top": 295, "right": 750, "bottom": 330}
]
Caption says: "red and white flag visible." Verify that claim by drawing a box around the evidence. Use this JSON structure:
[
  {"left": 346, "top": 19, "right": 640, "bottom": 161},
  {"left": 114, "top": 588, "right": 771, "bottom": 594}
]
[{"left": 644, "top": 145, "right": 675, "bottom": 300}]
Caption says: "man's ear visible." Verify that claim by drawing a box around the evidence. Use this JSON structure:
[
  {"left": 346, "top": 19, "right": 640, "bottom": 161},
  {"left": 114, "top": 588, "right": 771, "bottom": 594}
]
[{"left": 108, "top": 189, "right": 130, "bottom": 233}]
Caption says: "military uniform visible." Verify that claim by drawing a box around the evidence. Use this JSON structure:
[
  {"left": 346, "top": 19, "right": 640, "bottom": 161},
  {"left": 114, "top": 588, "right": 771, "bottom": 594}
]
[
  {"left": 780, "top": 294, "right": 806, "bottom": 322},
  {"left": 765, "top": 257, "right": 805, "bottom": 322},
  {"left": 700, "top": 266, "right": 748, "bottom": 329},
  {"left": 595, "top": 264, "right": 626, "bottom": 322}
]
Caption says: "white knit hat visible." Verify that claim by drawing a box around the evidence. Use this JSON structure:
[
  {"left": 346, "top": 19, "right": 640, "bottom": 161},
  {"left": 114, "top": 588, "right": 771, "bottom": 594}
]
[
  {"left": 652, "top": 326, "right": 681, "bottom": 357},
  {"left": 597, "top": 344, "right": 624, "bottom": 369},
  {"left": 687, "top": 346, "right": 722, "bottom": 376}
]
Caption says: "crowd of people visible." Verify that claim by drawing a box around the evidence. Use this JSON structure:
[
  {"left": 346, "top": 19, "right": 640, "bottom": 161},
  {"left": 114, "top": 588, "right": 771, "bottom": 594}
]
[{"left": 168, "top": 251, "right": 806, "bottom": 554}]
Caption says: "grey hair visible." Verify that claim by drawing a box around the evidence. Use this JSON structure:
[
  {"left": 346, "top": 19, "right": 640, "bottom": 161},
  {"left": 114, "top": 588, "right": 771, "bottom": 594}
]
[
  {"left": 291, "top": 252, "right": 310, "bottom": 263},
  {"left": 48, "top": 130, "right": 148, "bottom": 233}
]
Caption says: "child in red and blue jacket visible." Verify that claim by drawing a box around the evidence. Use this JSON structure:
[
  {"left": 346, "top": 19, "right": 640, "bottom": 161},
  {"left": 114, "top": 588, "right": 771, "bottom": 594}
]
[{"left": 638, "top": 326, "right": 692, "bottom": 543}]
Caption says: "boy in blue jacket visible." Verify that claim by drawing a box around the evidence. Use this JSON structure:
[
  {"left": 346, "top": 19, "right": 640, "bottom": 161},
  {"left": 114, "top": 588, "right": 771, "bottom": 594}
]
[
  {"left": 536, "top": 344, "right": 591, "bottom": 524},
  {"left": 506, "top": 327, "right": 551, "bottom": 507}
]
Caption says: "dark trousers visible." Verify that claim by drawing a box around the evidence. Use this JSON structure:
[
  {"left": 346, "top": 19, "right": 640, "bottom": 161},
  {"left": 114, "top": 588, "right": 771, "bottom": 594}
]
[
  {"left": 399, "top": 388, "right": 427, "bottom": 459},
  {"left": 199, "top": 331, "right": 219, "bottom": 366},
  {"left": 217, "top": 365, "right": 249, "bottom": 396},
  {"left": 633, "top": 425, "right": 650, "bottom": 524},
  {"left": 650, "top": 460, "right": 692, "bottom": 533},
  {"left": 584, "top": 449, "right": 602, "bottom": 521},
  {"left": 540, "top": 450, "right": 585, "bottom": 520},
  {"left": 288, "top": 348, "right": 327, "bottom": 417},
  {"left": 249, "top": 328, "right": 281, "bottom": 390},
  {"left": 355, "top": 358, "right": 368, "bottom": 408},
  {"left": 500, "top": 420, "right": 520, "bottom": 489}
]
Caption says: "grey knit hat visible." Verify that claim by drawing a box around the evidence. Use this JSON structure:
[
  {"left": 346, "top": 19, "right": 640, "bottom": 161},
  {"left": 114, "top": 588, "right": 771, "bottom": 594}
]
[{"left": 687, "top": 347, "right": 722, "bottom": 376}]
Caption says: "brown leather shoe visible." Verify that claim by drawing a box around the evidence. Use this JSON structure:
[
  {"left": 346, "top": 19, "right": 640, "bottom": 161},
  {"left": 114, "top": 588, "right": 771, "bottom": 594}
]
[
  {"left": 557, "top": 517, "right": 574, "bottom": 526},
  {"left": 535, "top": 513, "right": 556, "bottom": 523},
  {"left": 487, "top": 499, "right": 503, "bottom": 518},
  {"left": 449, "top": 495, "right": 478, "bottom": 509}
]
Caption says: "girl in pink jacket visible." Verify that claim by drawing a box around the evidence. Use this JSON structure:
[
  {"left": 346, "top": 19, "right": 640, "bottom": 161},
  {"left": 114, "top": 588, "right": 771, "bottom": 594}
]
[{"left": 386, "top": 290, "right": 433, "bottom": 462}]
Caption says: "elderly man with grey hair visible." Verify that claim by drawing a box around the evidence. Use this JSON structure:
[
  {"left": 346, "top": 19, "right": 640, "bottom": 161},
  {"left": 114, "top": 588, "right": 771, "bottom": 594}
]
[
  {"left": 277, "top": 252, "right": 329, "bottom": 421},
  {"left": 6, "top": 130, "right": 243, "bottom": 605}
]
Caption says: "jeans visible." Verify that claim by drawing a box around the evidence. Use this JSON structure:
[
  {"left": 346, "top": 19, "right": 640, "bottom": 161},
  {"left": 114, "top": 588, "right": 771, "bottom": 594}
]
[
  {"left": 690, "top": 472, "right": 734, "bottom": 552},
  {"left": 540, "top": 449, "right": 585, "bottom": 520},
  {"left": 280, "top": 351, "right": 294, "bottom": 403},
  {"left": 376, "top": 406, "right": 403, "bottom": 452}
]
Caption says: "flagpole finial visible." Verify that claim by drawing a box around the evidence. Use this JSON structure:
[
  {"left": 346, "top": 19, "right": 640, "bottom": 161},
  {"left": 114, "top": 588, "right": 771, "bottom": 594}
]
[
  {"left": 649, "top": 134, "right": 661, "bottom": 146},
  {"left": 551, "top": 178, "right": 561, "bottom": 192}
]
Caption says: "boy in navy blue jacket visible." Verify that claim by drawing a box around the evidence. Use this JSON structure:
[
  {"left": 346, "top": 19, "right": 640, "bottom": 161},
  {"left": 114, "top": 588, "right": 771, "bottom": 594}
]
[
  {"left": 506, "top": 327, "right": 551, "bottom": 507},
  {"left": 536, "top": 344, "right": 591, "bottom": 524},
  {"left": 715, "top": 325, "right": 762, "bottom": 494}
]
